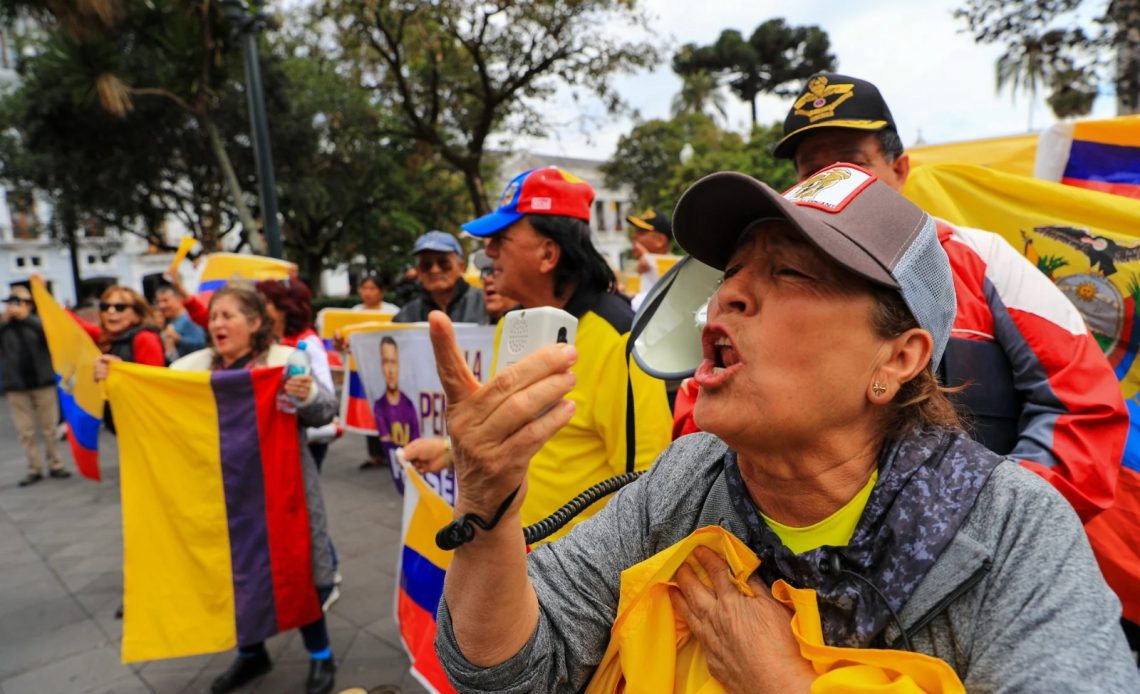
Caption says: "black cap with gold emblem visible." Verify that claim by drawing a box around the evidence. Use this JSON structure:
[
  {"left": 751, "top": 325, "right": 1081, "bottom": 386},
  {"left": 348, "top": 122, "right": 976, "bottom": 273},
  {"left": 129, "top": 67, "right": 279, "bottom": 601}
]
[
  {"left": 773, "top": 73, "right": 897, "bottom": 159},
  {"left": 626, "top": 207, "right": 673, "bottom": 238}
]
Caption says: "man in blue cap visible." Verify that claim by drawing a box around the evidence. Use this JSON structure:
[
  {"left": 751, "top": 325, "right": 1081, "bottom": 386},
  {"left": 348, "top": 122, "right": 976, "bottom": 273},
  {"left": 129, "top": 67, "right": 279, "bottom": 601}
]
[{"left": 394, "top": 230, "right": 486, "bottom": 324}]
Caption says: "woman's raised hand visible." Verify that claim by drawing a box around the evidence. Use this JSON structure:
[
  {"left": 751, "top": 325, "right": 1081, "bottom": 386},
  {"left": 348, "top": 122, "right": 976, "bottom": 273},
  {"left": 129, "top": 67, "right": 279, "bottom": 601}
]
[
  {"left": 92, "top": 354, "right": 123, "bottom": 382},
  {"left": 428, "top": 310, "right": 577, "bottom": 520}
]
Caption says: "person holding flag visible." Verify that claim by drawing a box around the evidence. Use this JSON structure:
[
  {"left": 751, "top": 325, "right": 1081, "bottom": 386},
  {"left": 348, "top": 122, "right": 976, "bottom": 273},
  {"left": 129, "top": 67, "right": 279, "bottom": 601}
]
[{"left": 169, "top": 282, "right": 339, "bottom": 694}]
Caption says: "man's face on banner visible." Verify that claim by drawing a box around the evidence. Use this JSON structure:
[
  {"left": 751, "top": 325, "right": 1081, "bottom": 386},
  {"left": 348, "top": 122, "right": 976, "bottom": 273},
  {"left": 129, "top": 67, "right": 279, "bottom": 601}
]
[{"left": 381, "top": 341, "right": 400, "bottom": 394}]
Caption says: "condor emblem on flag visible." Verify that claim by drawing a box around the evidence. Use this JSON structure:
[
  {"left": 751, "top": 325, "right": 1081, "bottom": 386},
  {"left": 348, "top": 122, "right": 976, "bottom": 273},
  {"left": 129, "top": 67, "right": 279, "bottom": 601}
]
[{"left": 106, "top": 363, "right": 319, "bottom": 662}]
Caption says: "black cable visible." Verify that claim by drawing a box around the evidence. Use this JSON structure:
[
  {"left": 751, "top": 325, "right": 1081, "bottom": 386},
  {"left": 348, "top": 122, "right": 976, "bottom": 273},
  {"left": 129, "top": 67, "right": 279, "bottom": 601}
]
[
  {"left": 523, "top": 471, "right": 644, "bottom": 544},
  {"left": 819, "top": 554, "right": 914, "bottom": 652},
  {"left": 435, "top": 486, "right": 521, "bottom": 550}
]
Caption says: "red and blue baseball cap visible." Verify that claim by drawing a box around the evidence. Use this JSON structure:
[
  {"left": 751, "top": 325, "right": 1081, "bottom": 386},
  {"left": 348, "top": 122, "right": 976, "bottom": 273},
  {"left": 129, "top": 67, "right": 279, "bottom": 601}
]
[{"left": 461, "top": 166, "right": 595, "bottom": 237}]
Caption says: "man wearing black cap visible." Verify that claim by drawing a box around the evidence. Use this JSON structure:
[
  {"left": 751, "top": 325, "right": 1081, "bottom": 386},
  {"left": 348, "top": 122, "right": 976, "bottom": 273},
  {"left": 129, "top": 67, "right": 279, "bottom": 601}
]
[
  {"left": 774, "top": 72, "right": 1135, "bottom": 637},
  {"left": 626, "top": 207, "right": 674, "bottom": 312}
]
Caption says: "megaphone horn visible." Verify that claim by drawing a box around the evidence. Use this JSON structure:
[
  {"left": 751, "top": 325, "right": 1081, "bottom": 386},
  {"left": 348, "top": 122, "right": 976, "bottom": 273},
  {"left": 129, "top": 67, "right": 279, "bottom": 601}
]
[{"left": 630, "top": 256, "right": 723, "bottom": 380}]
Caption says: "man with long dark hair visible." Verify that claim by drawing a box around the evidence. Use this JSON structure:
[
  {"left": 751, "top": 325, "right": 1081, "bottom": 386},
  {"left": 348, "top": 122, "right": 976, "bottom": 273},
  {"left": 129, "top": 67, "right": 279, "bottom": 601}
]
[{"left": 460, "top": 166, "right": 672, "bottom": 541}]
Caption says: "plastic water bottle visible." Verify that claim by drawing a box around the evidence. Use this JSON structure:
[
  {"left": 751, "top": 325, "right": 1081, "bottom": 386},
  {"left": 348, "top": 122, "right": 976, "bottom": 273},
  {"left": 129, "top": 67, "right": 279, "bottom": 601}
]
[{"left": 284, "top": 342, "right": 310, "bottom": 405}]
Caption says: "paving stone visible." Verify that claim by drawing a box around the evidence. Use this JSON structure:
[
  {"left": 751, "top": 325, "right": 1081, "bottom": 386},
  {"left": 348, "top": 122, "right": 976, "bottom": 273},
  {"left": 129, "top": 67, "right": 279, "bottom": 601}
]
[
  {"left": 0, "top": 400, "right": 425, "bottom": 691},
  {"left": 0, "top": 646, "right": 142, "bottom": 694}
]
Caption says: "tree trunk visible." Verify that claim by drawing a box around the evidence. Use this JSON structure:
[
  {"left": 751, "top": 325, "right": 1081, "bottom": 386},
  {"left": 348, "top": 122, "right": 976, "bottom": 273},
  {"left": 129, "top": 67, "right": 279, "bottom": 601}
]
[
  {"left": 750, "top": 96, "right": 758, "bottom": 125},
  {"left": 59, "top": 200, "right": 83, "bottom": 305},
  {"left": 461, "top": 160, "right": 491, "bottom": 217},
  {"left": 1114, "top": 0, "right": 1140, "bottom": 115},
  {"left": 203, "top": 116, "right": 265, "bottom": 251}
]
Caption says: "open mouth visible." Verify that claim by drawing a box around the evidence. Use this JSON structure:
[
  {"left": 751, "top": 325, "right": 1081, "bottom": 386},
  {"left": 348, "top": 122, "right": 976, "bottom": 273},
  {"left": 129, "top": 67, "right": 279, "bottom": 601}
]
[{"left": 694, "top": 324, "right": 742, "bottom": 387}]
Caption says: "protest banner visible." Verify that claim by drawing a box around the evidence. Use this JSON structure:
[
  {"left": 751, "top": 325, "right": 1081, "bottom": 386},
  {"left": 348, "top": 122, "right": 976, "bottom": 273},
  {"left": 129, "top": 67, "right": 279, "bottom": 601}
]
[
  {"left": 107, "top": 363, "right": 319, "bottom": 662},
  {"left": 349, "top": 323, "right": 495, "bottom": 505}
]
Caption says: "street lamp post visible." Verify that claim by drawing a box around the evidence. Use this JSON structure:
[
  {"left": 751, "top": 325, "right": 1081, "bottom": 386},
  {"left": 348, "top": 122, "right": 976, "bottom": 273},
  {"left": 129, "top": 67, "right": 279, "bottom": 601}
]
[{"left": 220, "top": 0, "right": 283, "bottom": 259}]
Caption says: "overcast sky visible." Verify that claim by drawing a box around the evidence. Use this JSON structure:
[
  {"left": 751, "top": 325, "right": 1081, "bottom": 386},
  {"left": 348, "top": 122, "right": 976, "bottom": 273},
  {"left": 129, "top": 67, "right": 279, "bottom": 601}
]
[{"left": 515, "top": 0, "right": 1116, "bottom": 161}]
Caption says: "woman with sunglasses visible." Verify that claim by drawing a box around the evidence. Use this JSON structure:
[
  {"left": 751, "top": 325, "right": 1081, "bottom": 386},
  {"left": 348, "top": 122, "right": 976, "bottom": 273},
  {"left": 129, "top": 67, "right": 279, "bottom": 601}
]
[
  {"left": 79, "top": 286, "right": 165, "bottom": 371},
  {"left": 393, "top": 230, "right": 486, "bottom": 324}
]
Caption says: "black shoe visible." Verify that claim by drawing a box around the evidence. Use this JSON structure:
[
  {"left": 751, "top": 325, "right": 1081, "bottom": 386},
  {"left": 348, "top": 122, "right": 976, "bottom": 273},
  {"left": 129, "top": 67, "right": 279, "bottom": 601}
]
[
  {"left": 211, "top": 651, "right": 272, "bottom": 693},
  {"left": 18, "top": 473, "right": 43, "bottom": 487},
  {"left": 49, "top": 468, "right": 72, "bottom": 479},
  {"left": 114, "top": 604, "right": 123, "bottom": 619},
  {"left": 306, "top": 657, "right": 336, "bottom": 694}
]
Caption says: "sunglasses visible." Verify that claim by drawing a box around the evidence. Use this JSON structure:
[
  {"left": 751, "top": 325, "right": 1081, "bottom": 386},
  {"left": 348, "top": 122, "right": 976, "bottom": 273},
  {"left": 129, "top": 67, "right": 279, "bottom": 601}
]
[
  {"left": 99, "top": 302, "right": 133, "bottom": 313},
  {"left": 4, "top": 297, "right": 29, "bottom": 305},
  {"left": 417, "top": 257, "right": 455, "bottom": 273}
]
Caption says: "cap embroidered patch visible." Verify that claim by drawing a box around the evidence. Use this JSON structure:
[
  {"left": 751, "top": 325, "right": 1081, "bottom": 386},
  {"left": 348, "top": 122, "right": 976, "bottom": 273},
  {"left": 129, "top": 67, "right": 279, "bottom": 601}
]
[
  {"left": 792, "top": 75, "right": 856, "bottom": 123},
  {"left": 783, "top": 164, "right": 875, "bottom": 213}
]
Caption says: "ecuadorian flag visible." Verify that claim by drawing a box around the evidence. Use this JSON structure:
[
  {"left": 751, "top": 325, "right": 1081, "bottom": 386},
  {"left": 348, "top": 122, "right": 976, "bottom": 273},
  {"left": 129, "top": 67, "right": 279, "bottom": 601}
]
[
  {"left": 398, "top": 466, "right": 456, "bottom": 694},
  {"left": 341, "top": 352, "right": 377, "bottom": 435},
  {"left": 30, "top": 277, "right": 102, "bottom": 480},
  {"left": 1061, "top": 117, "right": 1140, "bottom": 200},
  {"left": 197, "top": 253, "right": 294, "bottom": 292},
  {"left": 106, "top": 362, "right": 320, "bottom": 662},
  {"left": 905, "top": 162, "right": 1140, "bottom": 623}
]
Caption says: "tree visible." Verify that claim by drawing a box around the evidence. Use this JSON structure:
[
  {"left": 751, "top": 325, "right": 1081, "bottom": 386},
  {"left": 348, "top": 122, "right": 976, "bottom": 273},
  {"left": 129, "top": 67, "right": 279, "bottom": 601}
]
[
  {"left": 601, "top": 113, "right": 796, "bottom": 215},
  {"left": 261, "top": 29, "right": 473, "bottom": 286},
  {"left": 673, "top": 19, "right": 836, "bottom": 125},
  {"left": 956, "top": 0, "right": 1140, "bottom": 116},
  {"left": 671, "top": 69, "right": 728, "bottom": 122},
  {"left": 321, "top": 0, "right": 659, "bottom": 215}
]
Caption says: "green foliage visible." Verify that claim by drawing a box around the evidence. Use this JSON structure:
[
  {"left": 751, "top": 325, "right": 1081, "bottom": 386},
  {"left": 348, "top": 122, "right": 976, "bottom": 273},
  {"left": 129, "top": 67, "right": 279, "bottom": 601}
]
[
  {"left": 255, "top": 30, "right": 472, "bottom": 288},
  {"left": 956, "top": 0, "right": 1140, "bottom": 116},
  {"left": 673, "top": 19, "right": 836, "bottom": 124},
  {"left": 601, "top": 113, "right": 796, "bottom": 214},
  {"left": 322, "top": 0, "right": 660, "bottom": 214},
  {"left": 1036, "top": 254, "right": 1070, "bottom": 278}
]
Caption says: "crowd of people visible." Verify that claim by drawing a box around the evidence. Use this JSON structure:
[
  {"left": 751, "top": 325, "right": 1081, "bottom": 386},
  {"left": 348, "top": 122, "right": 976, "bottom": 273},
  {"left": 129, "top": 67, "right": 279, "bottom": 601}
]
[{"left": 2, "top": 69, "right": 1138, "bottom": 693}]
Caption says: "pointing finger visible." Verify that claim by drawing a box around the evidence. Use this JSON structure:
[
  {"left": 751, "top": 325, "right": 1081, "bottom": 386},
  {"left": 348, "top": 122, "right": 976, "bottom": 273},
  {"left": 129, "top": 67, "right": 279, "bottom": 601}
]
[{"left": 428, "top": 310, "right": 480, "bottom": 404}]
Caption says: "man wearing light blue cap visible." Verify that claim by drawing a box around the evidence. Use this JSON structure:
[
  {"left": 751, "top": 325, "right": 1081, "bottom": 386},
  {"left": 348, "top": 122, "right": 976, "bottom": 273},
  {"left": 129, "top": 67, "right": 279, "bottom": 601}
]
[{"left": 394, "top": 230, "right": 487, "bottom": 324}]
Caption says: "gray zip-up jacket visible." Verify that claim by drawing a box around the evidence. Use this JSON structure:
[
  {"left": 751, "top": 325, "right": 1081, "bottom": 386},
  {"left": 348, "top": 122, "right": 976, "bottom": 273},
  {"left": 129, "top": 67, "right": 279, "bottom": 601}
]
[{"left": 437, "top": 432, "right": 1139, "bottom": 693}]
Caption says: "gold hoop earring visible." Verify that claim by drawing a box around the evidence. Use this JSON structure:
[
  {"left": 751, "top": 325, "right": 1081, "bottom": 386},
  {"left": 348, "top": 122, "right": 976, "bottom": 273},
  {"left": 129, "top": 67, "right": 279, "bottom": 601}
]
[{"left": 872, "top": 382, "right": 887, "bottom": 397}]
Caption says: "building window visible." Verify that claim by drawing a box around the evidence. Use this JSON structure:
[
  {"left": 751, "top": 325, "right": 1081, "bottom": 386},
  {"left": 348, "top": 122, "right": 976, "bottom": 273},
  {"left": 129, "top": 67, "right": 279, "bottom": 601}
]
[
  {"left": 594, "top": 199, "right": 605, "bottom": 231},
  {"left": 15, "top": 256, "right": 24, "bottom": 268},
  {"left": 87, "top": 254, "right": 96, "bottom": 265},
  {"left": 7, "top": 190, "right": 38, "bottom": 240},
  {"left": 30, "top": 255, "right": 41, "bottom": 267},
  {"left": 613, "top": 201, "right": 623, "bottom": 231}
]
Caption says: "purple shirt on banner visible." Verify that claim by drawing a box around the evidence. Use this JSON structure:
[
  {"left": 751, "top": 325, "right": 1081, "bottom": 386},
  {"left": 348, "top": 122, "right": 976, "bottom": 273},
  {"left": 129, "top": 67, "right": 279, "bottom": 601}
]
[{"left": 374, "top": 391, "right": 420, "bottom": 495}]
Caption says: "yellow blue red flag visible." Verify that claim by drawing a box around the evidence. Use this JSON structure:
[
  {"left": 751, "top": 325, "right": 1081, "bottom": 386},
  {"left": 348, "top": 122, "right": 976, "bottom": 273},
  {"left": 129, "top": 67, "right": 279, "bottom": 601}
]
[
  {"left": 30, "top": 277, "right": 103, "bottom": 480},
  {"left": 106, "top": 362, "right": 320, "bottom": 662},
  {"left": 1059, "top": 117, "right": 1140, "bottom": 199},
  {"left": 197, "top": 253, "right": 294, "bottom": 292},
  {"left": 397, "top": 465, "right": 457, "bottom": 694},
  {"left": 904, "top": 163, "right": 1140, "bottom": 622}
]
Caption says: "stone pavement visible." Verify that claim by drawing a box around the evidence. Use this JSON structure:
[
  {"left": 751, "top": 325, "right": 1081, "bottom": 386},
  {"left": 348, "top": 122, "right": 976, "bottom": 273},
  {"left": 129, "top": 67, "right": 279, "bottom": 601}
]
[{"left": 0, "top": 398, "right": 429, "bottom": 694}]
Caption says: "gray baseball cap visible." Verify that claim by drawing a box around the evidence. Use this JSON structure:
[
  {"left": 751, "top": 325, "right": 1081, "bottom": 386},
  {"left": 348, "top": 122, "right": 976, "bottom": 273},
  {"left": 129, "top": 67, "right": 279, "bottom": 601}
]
[
  {"left": 672, "top": 163, "right": 954, "bottom": 365},
  {"left": 413, "top": 230, "right": 464, "bottom": 256}
]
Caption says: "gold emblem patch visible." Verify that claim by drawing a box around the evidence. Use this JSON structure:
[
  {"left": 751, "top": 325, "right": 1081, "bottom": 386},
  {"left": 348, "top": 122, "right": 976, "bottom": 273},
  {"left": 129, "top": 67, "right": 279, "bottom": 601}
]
[
  {"left": 499, "top": 181, "right": 520, "bottom": 208},
  {"left": 793, "top": 76, "right": 855, "bottom": 123},
  {"left": 790, "top": 168, "right": 852, "bottom": 200}
]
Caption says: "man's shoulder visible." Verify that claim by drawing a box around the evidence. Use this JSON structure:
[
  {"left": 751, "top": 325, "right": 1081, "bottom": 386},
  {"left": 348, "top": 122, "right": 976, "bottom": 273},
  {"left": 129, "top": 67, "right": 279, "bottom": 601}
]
[{"left": 581, "top": 291, "right": 633, "bottom": 336}]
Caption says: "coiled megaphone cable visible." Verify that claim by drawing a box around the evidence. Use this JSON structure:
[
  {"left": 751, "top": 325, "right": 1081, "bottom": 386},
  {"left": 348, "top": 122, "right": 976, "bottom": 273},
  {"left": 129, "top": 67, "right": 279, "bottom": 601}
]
[{"left": 522, "top": 470, "right": 645, "bottom": 544}]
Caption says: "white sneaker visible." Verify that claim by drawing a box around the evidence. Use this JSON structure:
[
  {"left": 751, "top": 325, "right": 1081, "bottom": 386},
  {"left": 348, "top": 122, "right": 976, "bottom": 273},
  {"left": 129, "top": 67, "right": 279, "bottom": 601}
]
[
  {"left": 322, "top": 586, "right": 341, "bottom": 612},
  {"left": 333, "top": 571, "right": 343, "bottom": 585}
]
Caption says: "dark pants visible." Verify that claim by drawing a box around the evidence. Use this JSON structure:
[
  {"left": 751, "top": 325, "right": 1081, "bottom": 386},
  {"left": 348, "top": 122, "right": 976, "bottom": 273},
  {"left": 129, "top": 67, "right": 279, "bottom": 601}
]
[
  {"left": 309, "top": 443, "right": 329, "bottom": 472},
  {"left": 239, "top": 585, "right": 333, "bottom": 656}
]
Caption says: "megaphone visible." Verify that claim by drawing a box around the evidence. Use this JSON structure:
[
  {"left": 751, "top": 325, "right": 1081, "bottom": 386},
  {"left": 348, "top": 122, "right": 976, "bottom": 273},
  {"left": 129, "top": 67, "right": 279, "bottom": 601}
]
[{"left": 630, "top": 256, "right": 723, "bottom": 379}]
